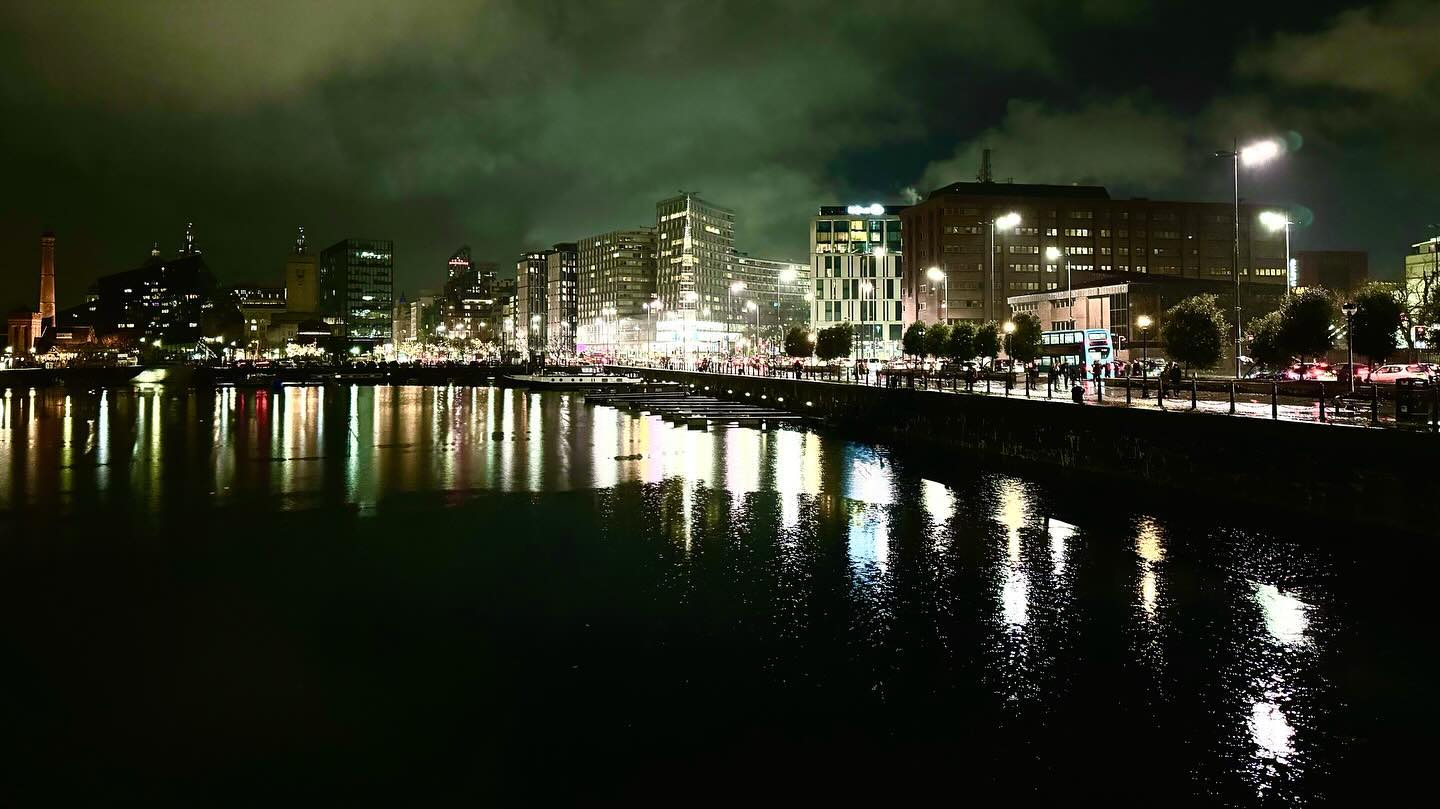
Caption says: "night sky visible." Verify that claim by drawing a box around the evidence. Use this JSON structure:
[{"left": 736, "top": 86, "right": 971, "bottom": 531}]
[{"left": 2, "top": 0, "right": 1435, "bottom": 309}]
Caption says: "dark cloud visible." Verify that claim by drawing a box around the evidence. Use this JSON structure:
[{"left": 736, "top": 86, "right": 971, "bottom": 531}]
[{"left": 0, "top": 0, "right": 1433, "bottom": 307}]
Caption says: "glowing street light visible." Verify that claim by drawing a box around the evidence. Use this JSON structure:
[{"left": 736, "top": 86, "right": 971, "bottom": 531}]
[
  {"left": 989, "top": 212, "right": 1022, "bottom": 321},
  {"left": 1137, "top": 314, "right": 1154, "bottom": 398},
  {"left": 1215, "top": 137, "right": 1286, "bottom": 378},
  {"left": 926, "top": 266, "right": 947, "bottom": 320},
  {"left": 1240, "top": 139, "right": 1283, "bottom": 167},
  {"left": 1260, "top": 210, "right": 1297, "bottom": 296},
  {"left": 778, "top": 268, "right": 798, "bottom": 284}
]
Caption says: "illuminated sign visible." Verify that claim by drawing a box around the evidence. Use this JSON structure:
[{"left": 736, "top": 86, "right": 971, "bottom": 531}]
[
  {"left": 448, "top": 258, "right": 470, "bottom": 267},
  {"left": 847, "top": 204, "right": 885, "bottom": 216}
]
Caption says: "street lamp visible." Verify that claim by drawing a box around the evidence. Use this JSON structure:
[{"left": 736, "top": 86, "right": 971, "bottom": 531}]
[
  {"left": 989, "top": 212, "right": 1022, "bottom": 322},
  {"left": 745, "top": 300, "right": 759, "bottom": 354},
  {"left": 926, "top": 266, "right": 947, "bottom": 323},
  {"left": 1341, "top": 301, "right": 1357, "bottom": 392},
  {"left": 1045, "top": 245, "right": 1072, "bottom": 318},
  {"left": 1215, "top": 137, "right": 1284, "bottom": 379},
  {"left": 1137, "top": 314, "right": 1153, "bottom": 398},
  {"left": 859, "top": 280, "right": 874, "bottom": 359},
  {"left": 1001, "top": 319, "right": 1016, "bottom": 365},
  {"left": 1259, "top": 210, "right": 1296, "bottom": 296}
]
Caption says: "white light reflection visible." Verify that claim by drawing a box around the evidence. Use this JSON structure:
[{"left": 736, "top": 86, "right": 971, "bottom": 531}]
[
  {"left": 997, "top": 479, "right": 1028, "bottom": 628},
  {"left": 1254, "top": 583, "right": 1309, "bottom": 646},
  {"left": 921, "top": 479, "right": 954, "bottom": 528},
  {"left": 1047, "top": 516, "right": 1075, "bottom": 576},
  {"left": 774, "top": 430, "right": 805, "bottom": 531},
  {"left": 844, "top": 449, "right": 894, "bottom": 573},
  {"left": 1134, "top": 518, "right": 1165, "bottom": 619},
  {"left": 1249, "top": 582, "right": 1311, "bottom": 771},
  {"left": 1250, "top": 696, "right": 1295, "bottom": 763}
]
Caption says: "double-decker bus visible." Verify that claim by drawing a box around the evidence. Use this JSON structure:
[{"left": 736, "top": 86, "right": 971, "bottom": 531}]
[{"left": 1038, "top": 328, "right": 1116, "bottom": 368}]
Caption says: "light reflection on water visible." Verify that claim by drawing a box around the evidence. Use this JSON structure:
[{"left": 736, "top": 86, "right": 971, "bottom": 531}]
[{"left": 0, "top": 385, "right": 1394, "bottom": 802}]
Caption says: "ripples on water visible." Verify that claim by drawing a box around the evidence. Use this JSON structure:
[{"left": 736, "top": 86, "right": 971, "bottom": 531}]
[{"left": 0, "top": 385, "right": 1426, "bottom": 804}]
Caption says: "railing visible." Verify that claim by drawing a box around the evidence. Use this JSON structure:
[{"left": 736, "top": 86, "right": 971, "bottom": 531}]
[{"left": 614, "top": 361, "right": 1440, "bottom": 432}]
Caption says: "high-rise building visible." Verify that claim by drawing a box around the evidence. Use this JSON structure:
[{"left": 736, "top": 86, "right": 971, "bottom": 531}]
[
  {"left": 1294, "top": 250, "right": 1368, "bottom": 294},
  {"left": 577, "top": 228, "right": 656, "bottom": 352},
  {"left": 546, "top": 243, "right": 579, "bottom": 352},
  {"left": 654, "top": 193, "right": 735, "bottom": 353},
  {"left": 319, "top": 238, "right": 394, "bottom": 347},
  {"left": 730, "top": 253, "right": 810, "bottom": 340},
  {"left": 286, "top": 227, "right": 319, "bottom": 314},
  {"left": 38, "top": 232, "right": 56, "bottom": 333},
  {"left": 441, "top": 246, "right": 499, "bottom": 340},
  {"left": 900, "top": 182, "right": 1287, "bottom": 328},
  {"left": 811, "top": 204, "right": 906, "bottom": 357},
  {"left": 515, "top": 251, "right": 549, "bottom": 356}
]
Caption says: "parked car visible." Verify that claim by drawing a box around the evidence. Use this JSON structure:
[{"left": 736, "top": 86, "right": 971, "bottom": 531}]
[
  {"left": 1367, "top": 363, "right": 1430, "bottom": 384},
  {"left": 1288, "top": 362, "right": 1336, "bottom": 381},
  {"left": 1332, "top": 363, "right": 1370, "bottom": 384}
]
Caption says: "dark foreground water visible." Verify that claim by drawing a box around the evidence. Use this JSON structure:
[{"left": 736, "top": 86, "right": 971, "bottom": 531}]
[{"left": 0, "top": 385, "right": 1431, "bottom": 805}]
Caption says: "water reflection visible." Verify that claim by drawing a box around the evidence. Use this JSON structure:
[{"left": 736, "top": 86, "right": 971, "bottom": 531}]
[{"left": 0, "top": 385, "right": 1379, "bottom": 803}]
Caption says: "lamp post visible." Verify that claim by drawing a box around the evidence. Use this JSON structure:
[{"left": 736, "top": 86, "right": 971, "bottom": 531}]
[
  {"left": 728, "top": 280, "right": 746, "bottom": 355},
  {"left": 745, "top": 300, "right": 759, "bottom": 355},
  {"left": 859, "top": 280, "right": 874, "bottom": 360},
  {"left": 1045, "top": 245, "right": 1072, "bottom": 322},
  {"left": 988, "top": 212, "right": 1022, "bottom": 322},
  {"left": 1215, "top": 138, "right": 1283, "bottom": 378},
  {"left": 1341, "top": 301, "right": 1357, "bottom": 393},
  {"left": 1001, "top": 319, "right": 1016, "bottom": 367},
  {"left": 1259, "top": 210, "right": 1296, "bottom": 297},
  {"left": 1137, "top": 314, "right": 1153, "bottom": 398},
  {"left": 926, "top": 266, "right": 947, "bottom": 324}
]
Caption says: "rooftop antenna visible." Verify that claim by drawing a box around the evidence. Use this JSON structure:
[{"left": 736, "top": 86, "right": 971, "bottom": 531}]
[{"left": 978, "top": 148, "right": 994, "bottom": 184}]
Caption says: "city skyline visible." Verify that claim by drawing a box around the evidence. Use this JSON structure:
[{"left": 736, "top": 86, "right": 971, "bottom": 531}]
[{"left": 3, "top": 0, "right": 1437, "bottom": 309}]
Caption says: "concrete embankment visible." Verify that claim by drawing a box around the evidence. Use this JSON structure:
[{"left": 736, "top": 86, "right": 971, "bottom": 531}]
[{"left": 620, "top": 367, "right": 1437, "bottom": 533}]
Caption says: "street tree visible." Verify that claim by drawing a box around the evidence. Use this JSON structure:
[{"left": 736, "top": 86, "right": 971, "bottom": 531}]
[
  {"left": 815, "top": 323, "right": 853, "bottom": 361},
  {"left": 1161, "top": 294, "right": 1228, "bottom": 375},
  {"left": 923, "top": 322, "right": 951, "bottom": 360},
  {"left": 1278, "top": 287, "right": 1336, "bottom": 361},
  {"left": 1006, "top": 313, "right": 1043, "bottom": 364},
  {"left": 783, "top": 326, "right": 814, "bottom": 358},
  {"left": 1247, "top": 311, "right": 1289, "bottom": 370},
  {"left": 1349, "top": 283, "right": 1403, "bottom": 366},
  {"left": 902, "top": 322, "right": 927, "bottom": 358},
  {"left": 947, "top": 321, "right": 977, "bottom": 362},
  {"left": 974, "top": 321, "right": 1000, "bottom": 361}
]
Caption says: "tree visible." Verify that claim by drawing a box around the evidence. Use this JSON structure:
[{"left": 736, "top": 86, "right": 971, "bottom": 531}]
[
  {"left": 1006, "top": 313, "right": 1043, "bottom": 364},
  {"left": 947, "top": 321, "right": 977, "bottom": 362},
  {"left": 1161, "top": 294, "right": 1228, "bottom": 374},
  {"left": 783, "top": 326, "right": 814, "bottom": 358},
  {"left": 923, "top": 322, "right": 951, "bottom": 359},
  {"left": 1247, "top": 311, "right": 1289, "bottom": 370},
  {"left": 902, "top": 322, "right": 927, "bottom": 358},
  {"left": 815, "top": 323, "right": 853, "bottom": 361},
  {"left": 1277, "top": 287, "right": 1336, "bottom": 361},
  {"left": 974, "top": 321, "right": 1000, "bottom": 360},
  {"left": 1349, "top": 283, "right": 1403, "bottom": 366}
]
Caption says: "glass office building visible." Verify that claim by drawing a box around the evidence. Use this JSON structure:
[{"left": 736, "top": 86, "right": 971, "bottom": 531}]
[{"left": 319, "top": 238, "right": 394, "bottom": 347}]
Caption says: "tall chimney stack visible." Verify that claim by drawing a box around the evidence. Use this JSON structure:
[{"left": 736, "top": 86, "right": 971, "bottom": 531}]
[{"left": 39, "top": 231, "right": 56, "bottom": 332}]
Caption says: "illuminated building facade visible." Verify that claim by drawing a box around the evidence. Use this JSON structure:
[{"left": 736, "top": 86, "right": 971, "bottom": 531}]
[
  {"left": 576, "top": 228, "right": 656, "bottom": 353},
  {"left": 731, "top": 253, "right": 810, "bottom": 342},
  {"left": 811, "top": 204, "right": 906, "bottom": 357},
  {"left": 546, "top": 243, "right": 579, "bottom": 352},
  {"left": 515, "top": 251, "right": 549, "bottom": 356},
  {"left": 901, "top": 182, "right": 1286, "bottom": 328},
  {"left": 442, "top": 246, "right": 499, "bottom": 340},
  {"left": 91, "top": 250, "right": 217, "bottom": 345},
  {"left": 654, "top": 193, "right": 735, "bottom": 354},
  {"left": 319, "top": 238, "right": 394, "bottom": 347},
  {"left": 285, "top": 227, "right": 319, "bottom": 314}
]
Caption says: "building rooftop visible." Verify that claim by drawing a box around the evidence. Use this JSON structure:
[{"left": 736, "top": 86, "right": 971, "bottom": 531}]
[{"left": 925, "top": 181, "right": 1111, "bottom": 201}]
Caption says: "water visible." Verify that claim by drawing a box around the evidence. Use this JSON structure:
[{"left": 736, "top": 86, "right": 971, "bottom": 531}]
[{"left": 0, "top": 385, "right": 1429, "bottom": 804}]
